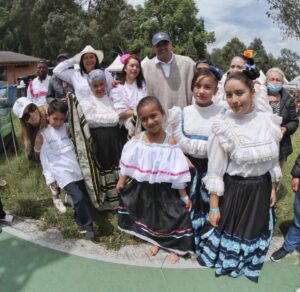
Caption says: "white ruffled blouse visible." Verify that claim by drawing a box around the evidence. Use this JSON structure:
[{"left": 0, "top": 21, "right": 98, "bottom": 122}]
[
  {"left": 110, "top": 81, "right": 147, "bottom": 114},
  {"left": 119, "top": 135, "right": 191, "bottom": 189},
  {"left": 168, "top": 103, "right": 224, "bottom": 158},
  {"left": 203, "top": 110, "right": 282, "bottom": 196},
  {"left": 80, "top": 95, "right": 119, "bottom": 128}
]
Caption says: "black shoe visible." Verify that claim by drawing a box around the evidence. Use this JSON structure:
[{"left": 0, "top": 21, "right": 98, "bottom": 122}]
[
  {"left": 85, "top": 231, "right": 100, "bottom": 244},
  {"left": 270, "top": 247, "right": 289, "bottom": 262}
]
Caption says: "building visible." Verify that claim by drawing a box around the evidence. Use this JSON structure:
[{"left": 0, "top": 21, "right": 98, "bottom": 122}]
[{"left": 0, "top": 51, "right": 41, "bottom": 85}]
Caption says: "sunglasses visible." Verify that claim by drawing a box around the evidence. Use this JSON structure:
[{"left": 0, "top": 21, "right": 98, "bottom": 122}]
[{"left": 23, "top": 105, "right": 37, "bottom": 121}]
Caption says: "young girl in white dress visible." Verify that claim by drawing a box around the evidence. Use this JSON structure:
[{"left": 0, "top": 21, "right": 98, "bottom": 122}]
[
  {"left": 168, "top": 67, "right": 224, "bottom": 258},
  {"left": 110, "top": 54, "right": 146, "bottom": 137},
  {"left": 117, "top": 96, "right": 193, "bottom": 263},
  {"left": 200, "top": 70, "right": 282, "bottom": 282}
]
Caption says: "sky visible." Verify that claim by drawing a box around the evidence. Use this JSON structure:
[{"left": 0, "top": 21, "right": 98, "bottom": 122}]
[{"left": 127, "top": 0, "right": 299, "bottom": 58}]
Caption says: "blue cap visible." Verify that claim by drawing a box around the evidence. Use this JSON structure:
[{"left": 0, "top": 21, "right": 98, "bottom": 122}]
[{"left": 151, "top": 32, "right": 171, "bottom": 46}]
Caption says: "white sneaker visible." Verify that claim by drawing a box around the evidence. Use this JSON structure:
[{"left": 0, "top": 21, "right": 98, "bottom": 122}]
[
  {"left": 53, "top": 198, "right": 66, "bottom": 213},
  {"left": 0, "top": 214, "right": 14, "bottom": 224}
]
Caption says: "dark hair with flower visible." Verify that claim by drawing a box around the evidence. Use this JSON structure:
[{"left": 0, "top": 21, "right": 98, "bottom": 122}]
[{"left": 121, "top": 53, "right": 145, "bottom": 89}]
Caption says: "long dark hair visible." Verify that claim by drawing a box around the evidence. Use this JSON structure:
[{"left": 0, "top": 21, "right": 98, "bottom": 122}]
[
  {"left": 79, "top": 53, "right": 101, "bottom": 75},
  {"left": 121, "top": 54, "right": 145, "bottom": 89}
]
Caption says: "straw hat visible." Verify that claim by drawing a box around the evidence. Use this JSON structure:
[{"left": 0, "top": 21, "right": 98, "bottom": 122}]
[{"left": 75, "top": 45, "right": 104, "bottom": 64}]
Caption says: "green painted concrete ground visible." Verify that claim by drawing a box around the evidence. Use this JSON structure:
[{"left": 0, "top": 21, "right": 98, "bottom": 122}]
[{"left": 0, "top": 231, "right": 299, "bottom": 292}]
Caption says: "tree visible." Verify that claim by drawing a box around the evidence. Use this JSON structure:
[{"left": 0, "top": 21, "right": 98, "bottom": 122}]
[
  {"left": 123, "top": 0, "right": 215, "bottom": 59},
  {"left": 277, "top": 49, "right": 300, "bottom": 80},
  {"left": 220, "top": 38, "right": 246, "bottom": 70},
  {"left": 265, "top": 0, "right": 300, "bottom": 39}
]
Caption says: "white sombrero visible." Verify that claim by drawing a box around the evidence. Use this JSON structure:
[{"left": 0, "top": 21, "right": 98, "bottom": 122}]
[{"left": 75, "top": 45, "right": 104, "bottom": 64}]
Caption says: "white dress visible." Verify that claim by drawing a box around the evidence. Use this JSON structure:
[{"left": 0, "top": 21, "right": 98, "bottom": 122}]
[{"left": 118, "top": 133, "right": 193, "bottom": 255}]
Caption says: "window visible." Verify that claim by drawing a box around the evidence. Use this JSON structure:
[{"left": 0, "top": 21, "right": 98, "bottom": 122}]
[{"left": 0, "top": 66, "right": 7, "bottom": 81}]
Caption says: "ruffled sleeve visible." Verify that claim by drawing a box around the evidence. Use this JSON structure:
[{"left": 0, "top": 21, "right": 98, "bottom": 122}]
[
  {"left": 110, "top": 85, "right": 128, "bottom": 114},
  {"left": 120, "top": 138, "right": 191, "bottom": 189},
  {"left": 253, "top": 83, "right": 272, "bottom": 113},
  {"left": 202, "top": 132, "right": 228, "bottom": 196},
  {"left": 168, "top": 106, "right": 208, "bottom": 157}
]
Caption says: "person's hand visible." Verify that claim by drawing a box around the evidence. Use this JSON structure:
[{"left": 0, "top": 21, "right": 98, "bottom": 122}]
[
  {"left": 185, "top": 199, "right": 192, "bottom": 212},
  {"left": 209, "top": 210, "right": 220, "bottom": 227},
  {"left": 291, "top": 177, "right": 300, "bottom": 192},
  {"left": 112, "top": 80, "right": 120, "bottom": 88},
  {"left": 186, "top": 157, "right": 195, "bottom": 170},
  {"left": 270, "top": 188, "right": 276, "bottom": 207},
  {"left": 116, "top": 179, "right": 125, "bottom": 193},
  {"left": 281, "top": 127, "right": 287, "bottom": 136},
  {"left": 50, "top": 181, "right": 58, "bottom": 190}
]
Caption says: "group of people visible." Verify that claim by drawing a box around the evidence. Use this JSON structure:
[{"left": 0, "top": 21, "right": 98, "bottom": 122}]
[{"left": 0, "top": 31, "right": 299, "bottom": 282}]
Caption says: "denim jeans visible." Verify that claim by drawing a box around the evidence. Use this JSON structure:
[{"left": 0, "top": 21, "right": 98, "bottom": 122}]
[{"left": 283, "top": 189, "right": 300, "bottom": 252}]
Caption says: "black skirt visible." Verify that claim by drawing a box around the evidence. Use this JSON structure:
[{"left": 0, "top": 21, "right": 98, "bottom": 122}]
[
  {"left": 89, "top": 125, "right": 127, "bottom": 205},
  {"left": 198, "top": 172, "right": 273, "bottom": 282},
  {"left": 118, "top": 179, "right": 194, "bottom": 255}
]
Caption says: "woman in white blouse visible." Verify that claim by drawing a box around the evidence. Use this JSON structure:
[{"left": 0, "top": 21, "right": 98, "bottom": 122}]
[
  {"left": 53, "top": 45, "right": 114, "bottom": 102},
  {"left": 80, "top": 69, "right": 126, "bottom": 207},
  {"left": 199, "top": 70, "right": 282, "bottom": 282},
  {"left": 110, "top": 54, "right": 147, "bottom": 136}
]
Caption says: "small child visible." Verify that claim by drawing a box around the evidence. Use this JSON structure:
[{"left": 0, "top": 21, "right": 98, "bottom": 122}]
[
  {"left": 117, "top": 96, "right": 193, "bottom": 263},
  {"left": 37, "top": 100, "right": 95, "bottom": 241}
]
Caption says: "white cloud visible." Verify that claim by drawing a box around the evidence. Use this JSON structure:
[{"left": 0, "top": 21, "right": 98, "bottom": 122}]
[{"left": 127, "top": 0, "right": 299, "bottom": 57}]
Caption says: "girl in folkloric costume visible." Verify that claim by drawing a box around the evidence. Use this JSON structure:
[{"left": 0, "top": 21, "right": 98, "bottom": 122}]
[
  {"left": 200, "top": 70, "right": 282, "bottom": 282},
  {"left": 168, "top": 67, "right": 224, "bottom": 258},
  {"left": 117, "top": 96, "right": 193, "bottom": 263}
]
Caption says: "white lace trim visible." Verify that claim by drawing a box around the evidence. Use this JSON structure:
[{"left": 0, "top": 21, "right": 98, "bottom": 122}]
[
  {"left": 212, "top": 112, "right": 281, "bottom": 164},
  {"left": 202, "top": 175, "right": 224, "bottom": 196},
  {"left": 168, "top": 106, "right": 208, "bottom": 157}
]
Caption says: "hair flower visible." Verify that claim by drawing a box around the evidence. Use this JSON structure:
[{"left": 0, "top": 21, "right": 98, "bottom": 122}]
[
  {"left": 243, "top": 50, "right": 254, "bottom": 59},
  {"left": 120, "top": 53, "right": 132, "bottom": 64}
]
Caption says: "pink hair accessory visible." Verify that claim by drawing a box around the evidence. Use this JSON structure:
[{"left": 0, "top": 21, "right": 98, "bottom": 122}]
[{"left": 120, "top": 53, "right": 132, "bottom": 64}]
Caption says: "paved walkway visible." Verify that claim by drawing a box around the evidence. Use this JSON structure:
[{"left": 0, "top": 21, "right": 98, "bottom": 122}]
[{"left": 0, "top": 219, "right": 299, "bottom": 292}]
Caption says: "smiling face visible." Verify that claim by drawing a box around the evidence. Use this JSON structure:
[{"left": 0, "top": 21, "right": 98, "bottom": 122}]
[
  {"left": 23, "top": 105, "right": 41, "bottom": 126},
  {"left": 193, "top": 75, "right": 218, "bottom": 107},
  {"left": 125, "top": 58, "right": 140, "bottom": 82},
  {"left": 138, "top": 102, "right": 164, "bottom": 135},
  {"left": 82, "top": 53, "right": 97, "bottom": 73},
  {"left": 90, "top": 79, "right": 106, "bottom": 98},
  {"left": 225, "top": 78, "right": 255, "bottom": 115},
  {"left": 229, "top": 56, "right": 246, "bottom": 73},
  {"left": 153, "top": 41, "right": 173, "bottom": 63}
]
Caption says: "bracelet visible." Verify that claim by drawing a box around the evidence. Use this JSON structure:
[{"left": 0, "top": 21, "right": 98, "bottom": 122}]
[
  {"left": 180, "top": 195, "right": 189, "bottom": 203},
  {"left": 210, "top": 208, "right": 220, "bottom": 213}
]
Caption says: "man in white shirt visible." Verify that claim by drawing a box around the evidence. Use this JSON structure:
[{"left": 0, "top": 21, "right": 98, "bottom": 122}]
[
  {"left": 27, "top": 60, "right": 50, "bottom": 106},
  {"left": 142, "top": 32, "right": 195, "bottom": 113}
]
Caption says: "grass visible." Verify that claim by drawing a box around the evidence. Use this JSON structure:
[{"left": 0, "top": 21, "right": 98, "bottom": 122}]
[{"left": 0, "top": 114, "right": 298, "bottom": 249}]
